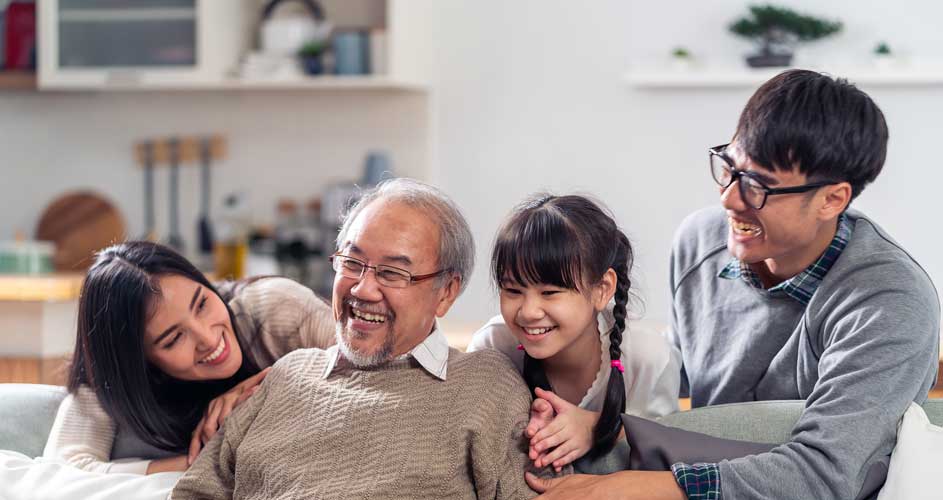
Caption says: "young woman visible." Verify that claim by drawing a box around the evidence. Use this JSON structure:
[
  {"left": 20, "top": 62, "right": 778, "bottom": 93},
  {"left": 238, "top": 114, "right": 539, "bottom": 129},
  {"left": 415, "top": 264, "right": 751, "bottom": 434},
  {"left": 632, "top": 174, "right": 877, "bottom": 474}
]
[
  {"left": 43, "top": 241, "right": 336, "bottom": 474},
  {"left": 467, "top": 194, "right": 681, "bottom": 471}
]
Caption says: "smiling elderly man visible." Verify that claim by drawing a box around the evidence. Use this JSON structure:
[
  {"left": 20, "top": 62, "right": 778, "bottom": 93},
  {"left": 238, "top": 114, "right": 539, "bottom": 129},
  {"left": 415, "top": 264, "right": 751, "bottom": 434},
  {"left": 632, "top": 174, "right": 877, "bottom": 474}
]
[{"left": 172, "top": 178, "right": 545, "bottom": 500}]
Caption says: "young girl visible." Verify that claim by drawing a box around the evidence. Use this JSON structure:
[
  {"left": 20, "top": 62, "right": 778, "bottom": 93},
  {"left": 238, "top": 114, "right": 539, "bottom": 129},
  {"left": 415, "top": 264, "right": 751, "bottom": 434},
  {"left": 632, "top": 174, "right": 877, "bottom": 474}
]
[
  {"left": 43, "top": 241, "right": 336, "bottom": 474},
  {"left": 467, "top": 194, "right": 681, "bottom": 470}
]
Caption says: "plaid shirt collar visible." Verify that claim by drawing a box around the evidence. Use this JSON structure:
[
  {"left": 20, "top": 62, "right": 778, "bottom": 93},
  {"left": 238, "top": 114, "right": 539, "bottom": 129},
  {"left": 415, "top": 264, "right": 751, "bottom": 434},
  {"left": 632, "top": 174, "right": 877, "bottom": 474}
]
[{"left": 719, "top": 214, "right": 853, "bottom": 305}]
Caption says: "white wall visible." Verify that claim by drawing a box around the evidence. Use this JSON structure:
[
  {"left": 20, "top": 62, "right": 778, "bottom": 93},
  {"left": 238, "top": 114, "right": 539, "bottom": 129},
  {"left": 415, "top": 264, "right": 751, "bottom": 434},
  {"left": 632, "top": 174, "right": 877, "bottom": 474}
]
[
  {"left": 1, "top": 1, "right": 940, "bottom": 329},
  {"left": 0, "top": 90, "right": 430, "bottom": 255},
  {"left": 402, "top": 0, "right": 943, "bottom": 326}
]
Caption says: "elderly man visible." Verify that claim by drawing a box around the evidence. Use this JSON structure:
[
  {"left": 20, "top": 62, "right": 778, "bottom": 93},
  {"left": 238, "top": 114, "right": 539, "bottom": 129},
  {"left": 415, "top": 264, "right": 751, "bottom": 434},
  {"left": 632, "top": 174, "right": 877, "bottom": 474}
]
[{"left": 173, "top": 179, "right": 544, "bottom": 500}]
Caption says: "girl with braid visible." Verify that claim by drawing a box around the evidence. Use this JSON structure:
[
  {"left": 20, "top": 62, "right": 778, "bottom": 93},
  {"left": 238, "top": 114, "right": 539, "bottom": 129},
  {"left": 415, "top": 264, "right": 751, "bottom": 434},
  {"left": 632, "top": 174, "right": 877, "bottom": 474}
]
[{"left": 468, "top": 194, "right": 681, "bottom": 471}]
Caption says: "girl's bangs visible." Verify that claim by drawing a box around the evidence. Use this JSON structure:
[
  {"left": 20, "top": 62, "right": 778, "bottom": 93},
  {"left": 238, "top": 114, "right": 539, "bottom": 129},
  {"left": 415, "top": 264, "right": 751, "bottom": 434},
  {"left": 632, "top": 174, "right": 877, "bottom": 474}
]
[{"left": 492, "top": 209, "right": 583, "bottom": 290}]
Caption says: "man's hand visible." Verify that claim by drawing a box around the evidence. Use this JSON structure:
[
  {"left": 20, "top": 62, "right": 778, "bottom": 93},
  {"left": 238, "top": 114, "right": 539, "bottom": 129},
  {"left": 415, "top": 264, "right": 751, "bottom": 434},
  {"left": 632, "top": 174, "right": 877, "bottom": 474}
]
[
  {"left": 525, "top": 471, "right": 685, "bottom": 500},
  {"left": 188, "top": 366, "right": 271, "bottom": 464},
  {"left": 146, "top": 455, "right": 189, "bottom": 474},
  {"left": 529, "top": 388, "right": 599, "bottom": 471}
]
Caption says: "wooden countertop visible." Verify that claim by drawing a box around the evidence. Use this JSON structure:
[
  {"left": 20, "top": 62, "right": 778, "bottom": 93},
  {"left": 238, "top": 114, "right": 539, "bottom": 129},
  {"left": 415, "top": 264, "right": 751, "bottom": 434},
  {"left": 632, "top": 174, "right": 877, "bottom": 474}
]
[{"left": 0, "top": 273, "right": 84, "bottom": 301}]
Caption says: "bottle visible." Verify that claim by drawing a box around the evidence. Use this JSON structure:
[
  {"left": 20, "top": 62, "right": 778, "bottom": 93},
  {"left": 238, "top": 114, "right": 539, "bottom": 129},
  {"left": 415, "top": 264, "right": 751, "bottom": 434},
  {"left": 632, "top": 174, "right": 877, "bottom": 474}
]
[{"left": 214, "top": 193, "right": 250, "bottom": 280}]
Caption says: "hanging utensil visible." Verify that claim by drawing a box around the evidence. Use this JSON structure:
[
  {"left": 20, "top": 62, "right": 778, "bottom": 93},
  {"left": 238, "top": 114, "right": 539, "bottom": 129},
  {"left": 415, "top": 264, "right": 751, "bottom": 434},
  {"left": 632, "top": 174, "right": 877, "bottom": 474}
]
[
  {"left": 142, "top": 141, "right": 156, "bottom": 241},
  {"left": 197, "top": 137, "right": 215, "bottom": 261},
  {"left": 166, "top": 137, "right": 184, "bottom": 252}
]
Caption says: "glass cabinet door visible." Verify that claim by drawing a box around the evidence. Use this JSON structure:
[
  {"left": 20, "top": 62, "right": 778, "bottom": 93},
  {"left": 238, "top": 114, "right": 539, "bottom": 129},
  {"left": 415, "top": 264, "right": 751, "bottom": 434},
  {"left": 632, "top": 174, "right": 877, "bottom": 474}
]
[{"left": 57, "top": 0, "right": 197, "bottom": 68}]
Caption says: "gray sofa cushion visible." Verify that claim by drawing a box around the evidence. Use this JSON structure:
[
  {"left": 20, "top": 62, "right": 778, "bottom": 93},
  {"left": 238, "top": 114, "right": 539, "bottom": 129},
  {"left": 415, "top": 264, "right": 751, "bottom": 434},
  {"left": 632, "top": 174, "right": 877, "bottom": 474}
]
[
  {"left": 0, "top": 384, "right": 174, "bottom": 461},
  {"left": 575, "top": 399, "right": 943, "bottom": 476},
  {"left": 0, "top": 384, "right": 66, "bottom": 458}
]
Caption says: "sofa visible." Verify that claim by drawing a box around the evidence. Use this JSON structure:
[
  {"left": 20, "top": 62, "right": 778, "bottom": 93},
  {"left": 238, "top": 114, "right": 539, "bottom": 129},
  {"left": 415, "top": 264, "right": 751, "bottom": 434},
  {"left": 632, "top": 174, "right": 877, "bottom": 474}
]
[{"left": 3, "top": 383, "right": 942, "bottom": 476}]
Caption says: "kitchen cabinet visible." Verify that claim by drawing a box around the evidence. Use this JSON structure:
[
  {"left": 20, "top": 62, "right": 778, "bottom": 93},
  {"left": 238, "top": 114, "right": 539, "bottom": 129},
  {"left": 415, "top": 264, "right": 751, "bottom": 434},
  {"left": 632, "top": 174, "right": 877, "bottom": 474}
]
[
  {"left": 38, "top": 0, "right": 247, "bottom": 89},
  {"left": 0, "top": 274, "right": 82, "bottom": 384},
  {"left": 32, "top": 0, "right": 428, "bottom": 92}
]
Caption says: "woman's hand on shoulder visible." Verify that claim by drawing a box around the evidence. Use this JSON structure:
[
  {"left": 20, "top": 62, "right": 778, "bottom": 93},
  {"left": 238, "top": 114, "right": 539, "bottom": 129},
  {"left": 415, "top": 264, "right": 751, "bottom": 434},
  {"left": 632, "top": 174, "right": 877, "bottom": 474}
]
[
  {"left": 187, "top": 366, "right": 271, "bottom": 464},
  {"left": 529, "top": 388, "right": 600, "bottom": 472}
]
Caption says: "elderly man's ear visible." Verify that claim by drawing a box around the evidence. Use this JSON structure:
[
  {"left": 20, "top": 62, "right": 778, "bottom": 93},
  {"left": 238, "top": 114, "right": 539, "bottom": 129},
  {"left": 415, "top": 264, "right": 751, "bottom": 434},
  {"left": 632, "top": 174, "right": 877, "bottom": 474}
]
[{"left": 434, "top": 276, "right": 462, "bottom": 318}]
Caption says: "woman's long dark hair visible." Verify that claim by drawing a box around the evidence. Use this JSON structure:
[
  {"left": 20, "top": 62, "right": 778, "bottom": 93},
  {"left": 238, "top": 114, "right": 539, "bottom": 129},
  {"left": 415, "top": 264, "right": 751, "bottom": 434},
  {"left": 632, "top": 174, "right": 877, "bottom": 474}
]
[
  {"left": 67, "top": 241, "right": 261, "bottom": 453},
  {"left": 492, "top": 195, "right": 635, "bottom": 458}
]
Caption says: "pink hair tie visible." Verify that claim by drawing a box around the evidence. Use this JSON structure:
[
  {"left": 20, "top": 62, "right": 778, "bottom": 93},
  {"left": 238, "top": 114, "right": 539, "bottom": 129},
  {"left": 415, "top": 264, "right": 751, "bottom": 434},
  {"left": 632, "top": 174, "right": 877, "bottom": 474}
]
[
  {"left": 611, "top": 360, "right": 625, "bottom": 373},
  {"left": 516, "top": 344, "right": 525, "bottom": 351}
]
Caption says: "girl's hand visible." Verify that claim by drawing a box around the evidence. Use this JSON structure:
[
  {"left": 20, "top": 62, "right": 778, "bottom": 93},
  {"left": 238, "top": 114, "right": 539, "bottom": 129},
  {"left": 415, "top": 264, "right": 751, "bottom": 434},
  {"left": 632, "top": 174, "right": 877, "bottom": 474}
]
[
  {"left": 146, "top": 455, "right": 189, "bottom": 474},
  {"left": 187, "top": 367, "right": 271, "bottom": 464},
  {"left": 530, "top": 387, "right": 600, "bottom": 472},
  {"left": 526, "top": 395, "right": 556, "bottom": 460}
]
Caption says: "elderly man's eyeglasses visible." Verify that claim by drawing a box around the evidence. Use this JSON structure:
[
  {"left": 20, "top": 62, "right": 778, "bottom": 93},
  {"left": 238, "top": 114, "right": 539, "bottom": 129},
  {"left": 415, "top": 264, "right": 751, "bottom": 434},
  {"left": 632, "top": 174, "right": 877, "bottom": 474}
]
[
  {"left": 330, "top": 253, "right": 448, "bottom": 289},
  {"left": 709, "top": 143, "right": 834, "bottom": 210}
]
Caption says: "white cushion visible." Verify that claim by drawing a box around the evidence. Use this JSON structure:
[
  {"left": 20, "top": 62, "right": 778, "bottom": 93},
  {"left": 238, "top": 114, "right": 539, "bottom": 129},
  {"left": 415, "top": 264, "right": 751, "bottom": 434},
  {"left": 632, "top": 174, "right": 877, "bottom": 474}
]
[
  {"left": 0, "top": 450, "right": 181, "bottom": 500},
  {"left": 877, "top": 402, "right": 943, "bottom": 500}
]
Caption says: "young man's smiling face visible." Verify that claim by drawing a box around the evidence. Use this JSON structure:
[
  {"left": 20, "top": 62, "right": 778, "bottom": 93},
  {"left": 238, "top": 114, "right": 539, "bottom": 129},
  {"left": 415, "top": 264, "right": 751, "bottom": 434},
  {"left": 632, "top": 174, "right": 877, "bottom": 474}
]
[{"left": 720, "top": 142, "right": 847, "bottom": 283}]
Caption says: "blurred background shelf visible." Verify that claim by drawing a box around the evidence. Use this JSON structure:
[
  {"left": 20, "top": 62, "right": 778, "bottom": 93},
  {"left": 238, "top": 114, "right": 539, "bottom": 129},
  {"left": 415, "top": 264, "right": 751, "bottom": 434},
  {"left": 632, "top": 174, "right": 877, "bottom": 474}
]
[
  {"left": 624, "top": 65, "right": 943, "bottom": 88},
  {"left": 36, "top": 75, "right": 428, "bottom": 92},
  {"left": 0, "top": 72, "right": 38, "bottom": 90}
]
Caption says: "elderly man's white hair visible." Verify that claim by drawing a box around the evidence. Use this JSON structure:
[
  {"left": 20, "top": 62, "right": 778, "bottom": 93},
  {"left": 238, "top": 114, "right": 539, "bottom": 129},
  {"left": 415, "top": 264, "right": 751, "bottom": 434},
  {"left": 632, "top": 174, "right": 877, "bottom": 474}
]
[{"left": 336, "top": 178, "right": 475, "bottom": 294}]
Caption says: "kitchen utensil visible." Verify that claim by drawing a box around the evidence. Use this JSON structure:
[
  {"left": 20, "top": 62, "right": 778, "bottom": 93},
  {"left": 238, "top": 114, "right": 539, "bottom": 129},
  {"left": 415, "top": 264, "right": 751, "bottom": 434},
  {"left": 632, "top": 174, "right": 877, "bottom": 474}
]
[
  {"left": 35, "top": 191, "right": 126, "bottom": 272},
  {"left": 166, "top": 137, "right": 184, "bottom": 252},
  {"left": 142, "top": 140, "right": 156, "bottom": 240},
  {"left": 197, "top": 137, "right": 215, "bottom": 258}
]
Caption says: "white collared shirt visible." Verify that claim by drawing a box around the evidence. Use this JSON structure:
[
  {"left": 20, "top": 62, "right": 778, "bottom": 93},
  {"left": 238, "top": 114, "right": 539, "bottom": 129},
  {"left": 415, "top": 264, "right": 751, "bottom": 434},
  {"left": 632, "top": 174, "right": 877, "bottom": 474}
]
[{"left": 321, "top": 325, "right": 451, "bottom": 380}]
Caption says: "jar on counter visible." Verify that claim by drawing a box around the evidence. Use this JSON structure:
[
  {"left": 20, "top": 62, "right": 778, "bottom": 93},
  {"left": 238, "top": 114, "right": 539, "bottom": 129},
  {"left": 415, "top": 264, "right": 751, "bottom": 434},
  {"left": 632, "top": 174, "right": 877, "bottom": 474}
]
[{"left": 0, "top": 240, "right": 55, "bottom": 275}]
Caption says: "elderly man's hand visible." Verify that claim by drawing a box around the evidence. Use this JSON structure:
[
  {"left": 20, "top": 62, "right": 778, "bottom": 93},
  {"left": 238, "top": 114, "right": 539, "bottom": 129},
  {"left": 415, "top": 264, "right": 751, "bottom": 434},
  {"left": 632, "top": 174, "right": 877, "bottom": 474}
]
[{"left": 524, "top": 471, "right": 686, "bottom": 500}]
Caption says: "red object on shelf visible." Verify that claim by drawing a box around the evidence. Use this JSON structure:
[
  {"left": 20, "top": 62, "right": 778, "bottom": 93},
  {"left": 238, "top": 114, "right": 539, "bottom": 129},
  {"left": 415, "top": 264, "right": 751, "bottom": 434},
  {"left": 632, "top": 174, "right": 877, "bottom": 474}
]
[{"left": 4, "top": 1, "right": 36, "bottom": 70}]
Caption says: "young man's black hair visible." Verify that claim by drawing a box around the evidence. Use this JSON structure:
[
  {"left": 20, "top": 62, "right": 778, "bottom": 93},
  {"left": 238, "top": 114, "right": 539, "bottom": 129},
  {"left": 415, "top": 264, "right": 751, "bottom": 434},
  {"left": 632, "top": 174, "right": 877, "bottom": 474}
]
[{"left": 735, "top": 69, "right": 888, "bottom": 199}]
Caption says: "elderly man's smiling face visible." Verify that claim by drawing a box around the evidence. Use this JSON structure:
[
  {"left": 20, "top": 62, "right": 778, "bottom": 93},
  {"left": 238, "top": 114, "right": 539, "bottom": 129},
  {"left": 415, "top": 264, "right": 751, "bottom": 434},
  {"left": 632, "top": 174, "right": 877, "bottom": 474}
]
[{"left": 332, "top": 199, "right": 460, "bottom": 367}]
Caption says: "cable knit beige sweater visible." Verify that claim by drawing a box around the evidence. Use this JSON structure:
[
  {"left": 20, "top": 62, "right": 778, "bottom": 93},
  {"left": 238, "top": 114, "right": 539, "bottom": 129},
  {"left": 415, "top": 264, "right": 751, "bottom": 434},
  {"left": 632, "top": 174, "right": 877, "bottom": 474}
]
[{"left": 172, "top": 347, "right": 544, "bottom": 500}]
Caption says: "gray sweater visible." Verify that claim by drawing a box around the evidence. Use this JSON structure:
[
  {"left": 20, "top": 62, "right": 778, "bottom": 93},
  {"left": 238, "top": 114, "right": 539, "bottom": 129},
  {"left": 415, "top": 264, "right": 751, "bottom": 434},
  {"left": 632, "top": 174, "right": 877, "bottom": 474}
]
[{"left": 668, "top": 207, "right": 940, "bottom": 500}]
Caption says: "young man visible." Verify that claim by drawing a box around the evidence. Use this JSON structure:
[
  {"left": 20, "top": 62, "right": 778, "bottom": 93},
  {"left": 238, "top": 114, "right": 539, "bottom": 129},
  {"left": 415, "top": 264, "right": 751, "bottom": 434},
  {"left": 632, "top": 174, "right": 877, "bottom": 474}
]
[{"left": 528, "top": 70, "right": 940, "bottom": 499}]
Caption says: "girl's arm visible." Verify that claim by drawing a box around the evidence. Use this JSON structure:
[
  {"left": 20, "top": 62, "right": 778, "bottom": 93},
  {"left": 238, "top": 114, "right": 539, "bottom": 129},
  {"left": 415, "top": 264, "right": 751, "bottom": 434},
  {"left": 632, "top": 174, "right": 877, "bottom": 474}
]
[{"left": 43, "top": 385, "right": 154, "bottom": 474}]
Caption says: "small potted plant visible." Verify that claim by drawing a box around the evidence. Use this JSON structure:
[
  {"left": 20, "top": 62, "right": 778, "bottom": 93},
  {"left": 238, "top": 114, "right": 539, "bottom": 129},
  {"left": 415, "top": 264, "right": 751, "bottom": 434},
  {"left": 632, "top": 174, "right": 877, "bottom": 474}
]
[
  {"left": 298, "top": 40, "right": 329, "bottom": 75},
  {"left": 729, "top": 5, "right": 843, "bottom": 68},
  {"left": 873, "top": 41, "right": 894, "bottom": 70},
  {"left": 670, "top": 47, "right": 694, "bottom": 70}
]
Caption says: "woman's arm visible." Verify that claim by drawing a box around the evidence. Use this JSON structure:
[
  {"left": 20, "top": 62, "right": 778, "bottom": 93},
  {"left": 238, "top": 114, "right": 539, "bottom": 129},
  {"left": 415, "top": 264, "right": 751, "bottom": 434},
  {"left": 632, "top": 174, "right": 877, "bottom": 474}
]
[{"left": 43, "top": 386, "right": 153, "bottom": 474}]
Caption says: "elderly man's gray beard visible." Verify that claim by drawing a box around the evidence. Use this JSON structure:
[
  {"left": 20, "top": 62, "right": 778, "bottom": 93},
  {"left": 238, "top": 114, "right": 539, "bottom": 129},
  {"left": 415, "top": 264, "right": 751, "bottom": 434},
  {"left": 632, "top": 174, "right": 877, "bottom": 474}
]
[{"left": 335, "top": 321, "right": 397, "bottom": 368}]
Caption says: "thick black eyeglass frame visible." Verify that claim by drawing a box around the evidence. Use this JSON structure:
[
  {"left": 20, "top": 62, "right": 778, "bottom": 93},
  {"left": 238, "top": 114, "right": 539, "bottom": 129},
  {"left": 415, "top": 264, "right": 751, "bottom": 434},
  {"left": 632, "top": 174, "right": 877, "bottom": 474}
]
[
  {"left": 329, "top": 253, "right": 448, "bottom": 288},
  {"left": 709, "top": 143, "right": 835, "bottom": 210}
]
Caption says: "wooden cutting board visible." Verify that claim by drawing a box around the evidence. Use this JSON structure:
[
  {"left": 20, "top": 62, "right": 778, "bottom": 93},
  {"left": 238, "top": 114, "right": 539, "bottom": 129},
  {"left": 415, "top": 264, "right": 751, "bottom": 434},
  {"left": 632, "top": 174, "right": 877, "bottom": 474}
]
[{"left": 35, "top": 192, "right": 126, "bottom": 272}]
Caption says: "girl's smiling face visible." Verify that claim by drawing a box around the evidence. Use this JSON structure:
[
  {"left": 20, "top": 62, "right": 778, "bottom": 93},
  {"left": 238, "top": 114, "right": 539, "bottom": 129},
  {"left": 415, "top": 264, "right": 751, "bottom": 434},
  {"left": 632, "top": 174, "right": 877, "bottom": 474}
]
[
  {"left": 143, "top": 274, "right": 243, "bottom": 381},
  {"left": 499, "top": 271, "right": 615, "bottom": 361}
]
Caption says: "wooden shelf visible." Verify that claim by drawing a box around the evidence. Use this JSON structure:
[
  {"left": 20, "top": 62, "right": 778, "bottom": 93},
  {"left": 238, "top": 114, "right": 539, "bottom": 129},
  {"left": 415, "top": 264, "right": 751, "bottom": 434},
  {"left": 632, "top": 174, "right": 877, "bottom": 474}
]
[{"left": 0, "top": 72, "right": 37, "bottom": 90}]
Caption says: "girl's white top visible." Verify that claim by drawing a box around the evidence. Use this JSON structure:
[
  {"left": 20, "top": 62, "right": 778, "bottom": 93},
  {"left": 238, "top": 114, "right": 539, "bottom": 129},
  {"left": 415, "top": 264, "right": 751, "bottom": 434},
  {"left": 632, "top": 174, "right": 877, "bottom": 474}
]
[{"left": 467, "top": 307, "right": 681, "bottom": 418}]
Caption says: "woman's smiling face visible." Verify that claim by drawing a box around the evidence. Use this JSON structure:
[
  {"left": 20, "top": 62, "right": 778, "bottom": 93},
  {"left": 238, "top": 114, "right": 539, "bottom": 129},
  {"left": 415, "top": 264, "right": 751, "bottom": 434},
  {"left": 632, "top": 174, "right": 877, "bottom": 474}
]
[{"left": 143, "top": 274, "right": 242, "bottom": 381}]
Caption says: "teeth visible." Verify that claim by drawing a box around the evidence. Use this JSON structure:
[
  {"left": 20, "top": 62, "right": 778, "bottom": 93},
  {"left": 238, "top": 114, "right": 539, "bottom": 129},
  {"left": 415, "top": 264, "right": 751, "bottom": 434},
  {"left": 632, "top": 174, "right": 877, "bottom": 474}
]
[
  {"left": 730, "top": 218, "right": 762, "bottom": 236},
  {"left": 352, "top": 308, "right": 387, "bottom": 323},
  {"left": 523, "top": 326, "right": 554, "bottom": 335},
  {"left": 199, "top": 336, "right": 225, "bottom": 364}
]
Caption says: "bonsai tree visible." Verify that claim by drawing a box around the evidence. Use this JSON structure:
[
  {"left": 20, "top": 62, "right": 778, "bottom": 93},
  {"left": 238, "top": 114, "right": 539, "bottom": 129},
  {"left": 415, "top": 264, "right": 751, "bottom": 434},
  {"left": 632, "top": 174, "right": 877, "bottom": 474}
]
[
  {"left": 672, "top": 47, "right": 691, "bottom": 59},
  {"left": 729, "top": 5, "right": 842, "bottom": 67},
  {"left": 874, "top": 42, "right": 891, "bottom": 56}
]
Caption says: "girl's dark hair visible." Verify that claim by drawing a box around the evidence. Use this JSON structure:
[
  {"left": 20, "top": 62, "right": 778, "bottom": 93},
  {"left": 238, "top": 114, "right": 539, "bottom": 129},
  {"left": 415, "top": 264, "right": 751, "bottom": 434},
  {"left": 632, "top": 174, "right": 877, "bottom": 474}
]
[
  {"left": 492, "top": 194, "right": 634, "bottom": 457},
  {"left": 67, "top": 241, "right": 261, "bottom": 453}
]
